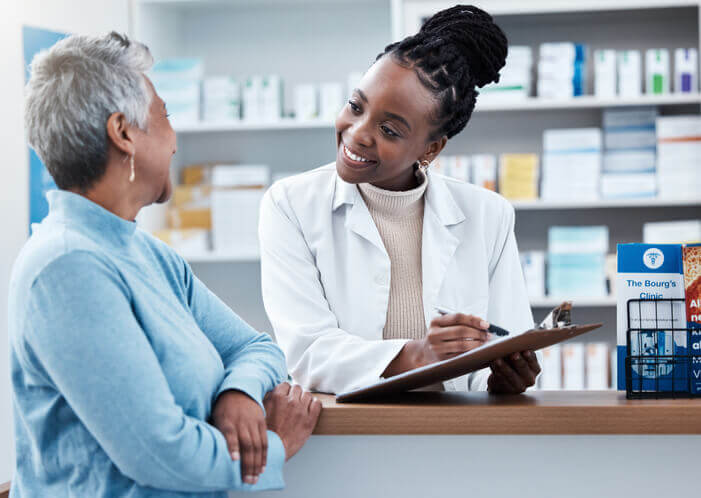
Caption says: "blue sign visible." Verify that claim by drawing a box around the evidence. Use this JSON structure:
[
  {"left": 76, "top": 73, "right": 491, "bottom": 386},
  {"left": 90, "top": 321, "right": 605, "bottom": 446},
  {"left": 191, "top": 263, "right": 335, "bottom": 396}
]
[{"left": 23, "top": 26, "right": 68, "bottom": 233}]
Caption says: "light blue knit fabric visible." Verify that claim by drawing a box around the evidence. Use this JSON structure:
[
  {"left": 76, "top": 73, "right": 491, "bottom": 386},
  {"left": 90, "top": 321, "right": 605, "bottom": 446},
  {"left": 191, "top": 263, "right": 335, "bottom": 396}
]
[{"left": 8, "top": 190, "right": 287, "bottom": 497}]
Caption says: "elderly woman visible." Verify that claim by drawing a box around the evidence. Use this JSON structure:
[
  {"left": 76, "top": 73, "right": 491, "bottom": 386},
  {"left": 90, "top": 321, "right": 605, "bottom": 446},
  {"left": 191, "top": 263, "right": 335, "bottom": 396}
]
[{"left": 9, "top": 32, "right": 319, "bottom": 497}]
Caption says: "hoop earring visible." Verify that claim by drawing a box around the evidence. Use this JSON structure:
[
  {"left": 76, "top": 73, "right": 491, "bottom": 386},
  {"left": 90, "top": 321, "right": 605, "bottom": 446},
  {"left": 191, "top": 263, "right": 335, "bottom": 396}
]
[
  {"left": 418, "top": 159, "right": 430, "bottom": 172},
  {"left": 129, "top": 155, "right": 135, "bottom": 183}
]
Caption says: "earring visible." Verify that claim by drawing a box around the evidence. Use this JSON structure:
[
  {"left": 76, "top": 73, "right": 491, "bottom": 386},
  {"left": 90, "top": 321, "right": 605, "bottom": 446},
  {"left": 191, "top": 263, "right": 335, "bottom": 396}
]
[
  {"left": 418, "top": 159, "right": 430, "bottom": 172},
  {"left": 129, "top": 155, "right": 135, "bottom": 183}
]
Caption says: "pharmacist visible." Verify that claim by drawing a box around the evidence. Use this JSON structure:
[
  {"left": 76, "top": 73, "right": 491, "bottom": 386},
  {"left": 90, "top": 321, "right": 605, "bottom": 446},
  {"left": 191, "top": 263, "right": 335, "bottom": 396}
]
[{"left": 259, "top": 6, "right": 541, "bottom": 395}]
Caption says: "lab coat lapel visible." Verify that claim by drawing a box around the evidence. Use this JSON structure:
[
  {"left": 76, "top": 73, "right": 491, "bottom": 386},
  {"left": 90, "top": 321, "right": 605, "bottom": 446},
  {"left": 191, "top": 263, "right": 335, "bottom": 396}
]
[
  {"left": 421, "top": 172, "right": 467, "bottom": 327},
  {"left": 333, "top": 174, "right": 387, "bottom": 254}
]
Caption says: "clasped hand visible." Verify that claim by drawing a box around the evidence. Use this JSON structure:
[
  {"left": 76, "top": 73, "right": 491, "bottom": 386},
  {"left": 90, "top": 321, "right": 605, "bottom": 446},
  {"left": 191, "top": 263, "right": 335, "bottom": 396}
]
[{"left": 211, "top": 383, "right": 321, "bottom": 486}]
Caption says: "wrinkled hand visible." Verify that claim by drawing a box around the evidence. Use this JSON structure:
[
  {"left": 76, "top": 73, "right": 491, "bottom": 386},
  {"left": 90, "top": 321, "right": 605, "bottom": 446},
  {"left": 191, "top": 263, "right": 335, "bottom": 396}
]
[
  {"left": 263, "top": 383, "right": 321, "bottom": 461},
  {"left": 487, "top": 351, "right": 541, "bottom": 394},
  {"left": 211, "top": 390, "right": 267, "bottom": 485}
]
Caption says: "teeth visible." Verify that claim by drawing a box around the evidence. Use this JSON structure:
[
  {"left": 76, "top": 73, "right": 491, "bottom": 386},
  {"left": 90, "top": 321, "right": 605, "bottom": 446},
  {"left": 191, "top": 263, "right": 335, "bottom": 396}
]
[{"left": 344, "top": 145, "right": 371, "bottom": 163}]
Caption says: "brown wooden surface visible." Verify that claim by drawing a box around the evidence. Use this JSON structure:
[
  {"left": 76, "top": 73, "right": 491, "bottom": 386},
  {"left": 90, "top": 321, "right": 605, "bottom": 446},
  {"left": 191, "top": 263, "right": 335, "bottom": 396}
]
[
  {"left": 313, "top": 390, "right": 701, "bottom": 435},
  {"left": 0, "top": 481, "right": 9, "bottom": 498}
]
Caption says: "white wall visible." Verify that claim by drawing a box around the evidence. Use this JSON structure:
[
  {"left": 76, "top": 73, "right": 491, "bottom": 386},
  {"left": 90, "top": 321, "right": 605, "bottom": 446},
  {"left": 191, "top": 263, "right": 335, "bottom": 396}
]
[{"left": 0, "top": 0, "right": 131, "bottom": 484}]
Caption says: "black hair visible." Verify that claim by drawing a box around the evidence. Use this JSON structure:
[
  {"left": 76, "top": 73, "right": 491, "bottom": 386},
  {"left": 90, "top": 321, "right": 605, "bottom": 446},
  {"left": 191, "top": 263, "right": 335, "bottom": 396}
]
[{"left": 376, "top": 4, "right": 507, "bottom": 140}]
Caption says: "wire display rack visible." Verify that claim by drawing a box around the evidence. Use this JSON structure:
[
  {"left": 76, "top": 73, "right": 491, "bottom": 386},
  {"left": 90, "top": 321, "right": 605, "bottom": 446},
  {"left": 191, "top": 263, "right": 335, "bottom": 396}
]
[{"left": 626, "top": 298, "right": 701, "bottom": 399}]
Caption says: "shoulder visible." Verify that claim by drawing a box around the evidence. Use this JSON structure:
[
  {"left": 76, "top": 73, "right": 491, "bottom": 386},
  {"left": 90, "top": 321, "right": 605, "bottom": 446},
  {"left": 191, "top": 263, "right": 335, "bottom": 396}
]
[
  {"left": 266, "top": 163, "right": 336, "bottom": 203},
  {"left": 432, "top": 172, "right": 514, "bottom": 222},
  {"left": 11, "top": 221, "right": 113, "bottom": 295},
  {"left": 262, "top": 163, "right": 337, "bottom": 220}
]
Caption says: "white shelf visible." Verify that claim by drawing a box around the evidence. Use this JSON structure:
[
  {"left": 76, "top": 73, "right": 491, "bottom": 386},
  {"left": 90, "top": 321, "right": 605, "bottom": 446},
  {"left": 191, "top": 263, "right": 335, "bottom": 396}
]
[
  {"left": 511, "top": 197, "right": 701, "bottom": 210},
  {"left": 475, "top": 93, "right": 701, "bottom": 112},
  {"left": 173, "top": 118, "right": 334, "bottom": 134},
  {"left": 530, "top": 296, "right": 616, "bottom": 308},
  {"left": 182, "top": 250, "right": 260, "bottom": 263},
  {"left": 173, "top": 94, "right": 701, "bottom": 134}
]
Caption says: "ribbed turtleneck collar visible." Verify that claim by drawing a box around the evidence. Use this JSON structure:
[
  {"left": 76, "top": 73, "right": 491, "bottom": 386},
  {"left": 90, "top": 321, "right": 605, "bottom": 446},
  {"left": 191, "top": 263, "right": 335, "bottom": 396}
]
[
  {"left": 45, "top": 189, "right": 137, "bottom": 247},
  {"left": 357, "top": 167, "right": 428, "bottom": 219}
]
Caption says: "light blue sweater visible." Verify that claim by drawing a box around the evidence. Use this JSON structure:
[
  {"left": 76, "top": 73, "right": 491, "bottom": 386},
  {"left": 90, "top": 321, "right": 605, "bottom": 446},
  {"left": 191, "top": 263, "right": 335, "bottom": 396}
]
[{"left": 8, "top": 190, "right": 287, "bottom": 497}]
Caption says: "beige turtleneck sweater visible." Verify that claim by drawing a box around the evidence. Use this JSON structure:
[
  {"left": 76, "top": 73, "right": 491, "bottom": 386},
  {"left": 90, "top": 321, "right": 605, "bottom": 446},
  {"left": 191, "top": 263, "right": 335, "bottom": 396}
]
[{"left": 358, "top": 169, "right": 428, "bottom": 341}]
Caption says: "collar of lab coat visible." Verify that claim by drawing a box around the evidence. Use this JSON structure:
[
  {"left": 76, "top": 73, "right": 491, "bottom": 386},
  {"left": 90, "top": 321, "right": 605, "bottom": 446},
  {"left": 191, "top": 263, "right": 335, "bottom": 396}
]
[{"left": 331, "top": 169, "right": 467, "bottom": 227}]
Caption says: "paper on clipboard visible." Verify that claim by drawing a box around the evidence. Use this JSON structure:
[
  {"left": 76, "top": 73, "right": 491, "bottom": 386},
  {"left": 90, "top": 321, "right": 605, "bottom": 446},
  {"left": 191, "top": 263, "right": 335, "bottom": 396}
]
[{"left": 336, "top": 321, "right": 602, "bottom": 403}]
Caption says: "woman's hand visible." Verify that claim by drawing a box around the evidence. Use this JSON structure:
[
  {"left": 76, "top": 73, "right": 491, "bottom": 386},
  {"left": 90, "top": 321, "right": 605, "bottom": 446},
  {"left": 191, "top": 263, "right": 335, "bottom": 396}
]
[
  {"left": 263, "top": 383, "right": 322, "bottom": 461},
  {"left": 487, "top": 350, "right": 541, "bottom": 394},
  {"left": 211, "top": 390, "right": 267, "bottom": 485},
  {"left": 383, "top": 313, "right": 490, "bottom": 377}
]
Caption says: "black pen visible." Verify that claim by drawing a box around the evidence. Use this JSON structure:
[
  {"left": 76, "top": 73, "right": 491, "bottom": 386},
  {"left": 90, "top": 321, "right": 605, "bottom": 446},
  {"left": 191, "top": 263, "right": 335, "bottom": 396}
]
[{"left": 434, "top": 306, "right": 510, "bottom": 336}]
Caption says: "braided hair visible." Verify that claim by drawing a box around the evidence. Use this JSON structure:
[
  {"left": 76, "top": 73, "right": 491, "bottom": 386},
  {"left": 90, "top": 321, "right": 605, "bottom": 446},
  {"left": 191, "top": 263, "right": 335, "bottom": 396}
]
[{"left": 377, "top": 5, "right": 507, "bottom": 139}]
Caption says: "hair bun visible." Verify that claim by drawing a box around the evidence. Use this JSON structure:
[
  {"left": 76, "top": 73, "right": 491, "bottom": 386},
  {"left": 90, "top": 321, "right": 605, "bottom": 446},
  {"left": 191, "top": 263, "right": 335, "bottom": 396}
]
[{"left": 419, "top": 4, "right": 507, "bottom": 88}]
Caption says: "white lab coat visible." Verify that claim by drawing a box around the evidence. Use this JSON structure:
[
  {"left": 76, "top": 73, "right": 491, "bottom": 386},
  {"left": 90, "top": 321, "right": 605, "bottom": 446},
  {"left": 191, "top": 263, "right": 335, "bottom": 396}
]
[{"left": 259, "top": 163, "right": 535, "bottom": 394}]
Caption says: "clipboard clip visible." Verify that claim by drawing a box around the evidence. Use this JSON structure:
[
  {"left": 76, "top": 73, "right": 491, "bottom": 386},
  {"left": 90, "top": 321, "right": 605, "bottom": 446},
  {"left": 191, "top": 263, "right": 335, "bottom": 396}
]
[{"left": 537, "top": 301, "right": 573, "bottom": 329}]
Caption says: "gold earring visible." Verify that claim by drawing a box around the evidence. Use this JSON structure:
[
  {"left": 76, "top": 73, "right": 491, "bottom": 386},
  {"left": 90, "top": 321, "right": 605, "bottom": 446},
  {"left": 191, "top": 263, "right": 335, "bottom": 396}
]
[
  {"left": 419, "top": 159, "right": 430, "bottom": 172},
  {"left": 129, "top": 155, "right": 135, "bottom": 183}
]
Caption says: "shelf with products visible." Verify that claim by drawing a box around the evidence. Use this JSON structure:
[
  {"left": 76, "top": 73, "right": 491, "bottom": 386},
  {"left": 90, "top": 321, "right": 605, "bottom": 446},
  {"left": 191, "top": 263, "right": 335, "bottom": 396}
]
[{"left": 171, "top": 93, "right": 701, "bottom": 135}]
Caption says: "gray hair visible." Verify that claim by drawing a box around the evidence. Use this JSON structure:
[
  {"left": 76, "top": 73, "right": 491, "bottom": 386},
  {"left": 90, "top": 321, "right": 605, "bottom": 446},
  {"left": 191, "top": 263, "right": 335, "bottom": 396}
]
[{"left": 24, "top": 32, "right": 154, "bottom": 191}]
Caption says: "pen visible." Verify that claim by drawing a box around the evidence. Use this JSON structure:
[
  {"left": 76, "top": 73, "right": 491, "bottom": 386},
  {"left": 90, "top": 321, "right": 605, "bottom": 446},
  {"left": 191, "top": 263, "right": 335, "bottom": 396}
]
[{"left": 433, "top": 306, "right": 510, "bottom": 336}]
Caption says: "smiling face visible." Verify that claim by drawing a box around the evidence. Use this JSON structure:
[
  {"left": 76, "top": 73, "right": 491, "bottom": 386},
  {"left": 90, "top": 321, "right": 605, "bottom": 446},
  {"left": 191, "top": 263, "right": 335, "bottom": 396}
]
[{"left": 334, "top": 55, "right": 447, "bottom": 191}]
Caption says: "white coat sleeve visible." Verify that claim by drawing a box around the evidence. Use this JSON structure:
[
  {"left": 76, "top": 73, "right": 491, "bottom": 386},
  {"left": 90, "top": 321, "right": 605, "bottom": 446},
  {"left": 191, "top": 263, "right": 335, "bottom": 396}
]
[
  {"left": 259, "top": 188, "right": 408, "bottom": 394},
  {"left": 468, "top": 202, "right": 541, "bottom": 391}
]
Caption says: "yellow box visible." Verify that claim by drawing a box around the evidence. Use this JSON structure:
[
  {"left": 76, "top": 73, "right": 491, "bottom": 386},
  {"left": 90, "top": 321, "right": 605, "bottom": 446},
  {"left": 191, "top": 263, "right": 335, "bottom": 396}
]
[
  {"left": 172, "top": 185, "right": 212, "bottom": 208},
  {"left": 182, "top": 164, "right": 212, "bottom": 186},
  {"left": 168, "top": 206, "right": 212, "bottom": 230}
]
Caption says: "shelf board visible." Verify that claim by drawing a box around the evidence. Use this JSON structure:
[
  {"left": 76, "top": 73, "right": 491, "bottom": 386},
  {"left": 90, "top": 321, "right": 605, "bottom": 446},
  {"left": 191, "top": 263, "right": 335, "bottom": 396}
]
[
  {"left": 530, "top": 296, "right": 616, "bottom": 308},
  {"left": 182, "top": 250, "right": 260, "bottom": 263},
  {"left": 173, "top": 118, "right": 334, "bottom": 133},
  {"left": 475, "top": 93, "right": 701, "bottom": 112},
  {"left": 511, "top": 197, "right": 701, "bottom": 210},
  {"left": 173, "top": 94, "right": 701, "bottom": 134}
]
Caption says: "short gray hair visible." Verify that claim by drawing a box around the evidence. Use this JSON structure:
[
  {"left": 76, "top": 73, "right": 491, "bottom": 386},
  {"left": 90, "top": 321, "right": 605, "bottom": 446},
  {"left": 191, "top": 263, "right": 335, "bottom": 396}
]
[{"left": 25, "top": 32, "right": 154, "bottom": 191}]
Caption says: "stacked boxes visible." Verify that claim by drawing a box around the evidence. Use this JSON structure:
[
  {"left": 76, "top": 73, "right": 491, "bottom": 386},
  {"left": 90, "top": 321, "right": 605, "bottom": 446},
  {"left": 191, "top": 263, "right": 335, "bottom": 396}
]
[
  {"left": 541, "top": 128, "right": 601, "bottom": 201},
  {"left": 537, "top": 43, "right": 588, "bottom": 98},
  {"left": 601, "top": 108, "right": 657, "bottom": 199},
  {"left": 211, "top": 165, "right": 270, "bottom": 254},
  {"left": 150, "top": 59, "right": 203, "bottom": 125},
  {"left": 498, "top": 153, "right": 539, "bottom": 200},
  {"left": 656, "top": 115, "right": 701, "bottom": 199},
  {"left": 548, "top": 226, "right": 608, "bottom": 298},
  {"left": 480, "top": 46, "right": 532, "bottom": 102},
  {"left": 430, "top": 155, "right": 496, "bottom": 191},
  {"left": 203, "top": 77, "right": 241, "bottom": 122}
]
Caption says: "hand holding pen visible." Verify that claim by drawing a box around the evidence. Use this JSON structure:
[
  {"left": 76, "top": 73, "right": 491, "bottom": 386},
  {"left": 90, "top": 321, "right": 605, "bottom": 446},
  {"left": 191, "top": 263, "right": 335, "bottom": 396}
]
[{"left": 381, "top": 310, "right": 491, "bottom": 377}]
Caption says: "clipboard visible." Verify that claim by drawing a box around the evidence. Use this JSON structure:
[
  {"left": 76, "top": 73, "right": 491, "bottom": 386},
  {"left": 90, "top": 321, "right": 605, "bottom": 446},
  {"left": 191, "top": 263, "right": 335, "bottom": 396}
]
[{"left": 336, "top": 322, "right": 602, "bottom": 403}]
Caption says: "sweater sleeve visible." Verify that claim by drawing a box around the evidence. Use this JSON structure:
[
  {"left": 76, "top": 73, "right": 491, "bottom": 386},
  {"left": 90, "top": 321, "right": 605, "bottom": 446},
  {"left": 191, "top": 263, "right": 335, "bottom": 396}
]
[
  {"left": 182, "top": 259, "right": 287, "bottom": 408},
  {"left": 24, "top": 251, "right": 285, "bottom": 493}
]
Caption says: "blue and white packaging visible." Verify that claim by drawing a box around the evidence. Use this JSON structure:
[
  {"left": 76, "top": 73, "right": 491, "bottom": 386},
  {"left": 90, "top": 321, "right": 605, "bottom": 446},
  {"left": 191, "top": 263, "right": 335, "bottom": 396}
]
[{"left": 616, "top": 244, "right": 686, "bottom": 391}]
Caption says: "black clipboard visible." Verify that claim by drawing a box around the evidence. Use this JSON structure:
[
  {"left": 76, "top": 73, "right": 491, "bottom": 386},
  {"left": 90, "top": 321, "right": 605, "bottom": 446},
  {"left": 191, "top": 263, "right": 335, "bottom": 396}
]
[{"left": 336, "top": 322, "right": 602, "bottom": 403}]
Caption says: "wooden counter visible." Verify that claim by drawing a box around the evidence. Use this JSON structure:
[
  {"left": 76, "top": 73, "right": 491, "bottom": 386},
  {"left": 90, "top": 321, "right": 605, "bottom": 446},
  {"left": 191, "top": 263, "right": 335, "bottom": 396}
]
[{"left": 312, "top": 390, "right": 701, "bottom": 435}]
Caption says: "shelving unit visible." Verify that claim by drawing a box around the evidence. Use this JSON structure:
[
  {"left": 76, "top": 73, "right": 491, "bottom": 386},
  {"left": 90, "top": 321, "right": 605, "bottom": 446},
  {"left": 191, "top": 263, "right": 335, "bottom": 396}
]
[
  {"left": 172, "top": 93, "right": 701, "bottom": 134},
  {"left": 134, "top": 0, "right": 701, "bottom": 345}
]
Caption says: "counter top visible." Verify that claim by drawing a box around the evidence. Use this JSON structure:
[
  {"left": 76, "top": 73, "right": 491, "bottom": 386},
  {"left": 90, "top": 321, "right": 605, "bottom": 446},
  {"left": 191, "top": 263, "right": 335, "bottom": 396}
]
[{"left": 312, "top": 391, "right": 701, "bottom": 435}]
